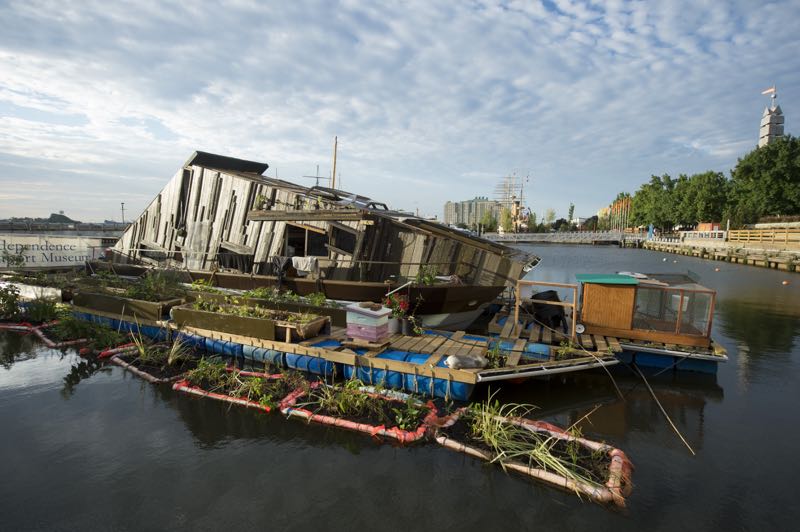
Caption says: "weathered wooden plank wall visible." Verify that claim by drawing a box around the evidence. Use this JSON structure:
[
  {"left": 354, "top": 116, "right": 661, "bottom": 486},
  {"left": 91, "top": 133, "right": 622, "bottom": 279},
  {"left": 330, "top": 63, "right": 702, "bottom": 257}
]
[{"left": 114, "top": 159, "right": 531, "bottom": 288}]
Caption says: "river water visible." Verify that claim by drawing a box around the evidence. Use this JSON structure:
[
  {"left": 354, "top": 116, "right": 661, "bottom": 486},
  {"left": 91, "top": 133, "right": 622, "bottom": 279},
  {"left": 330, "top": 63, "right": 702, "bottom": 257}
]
[{"left": 1, "top": 245, "right": 798, "bottom": 531}]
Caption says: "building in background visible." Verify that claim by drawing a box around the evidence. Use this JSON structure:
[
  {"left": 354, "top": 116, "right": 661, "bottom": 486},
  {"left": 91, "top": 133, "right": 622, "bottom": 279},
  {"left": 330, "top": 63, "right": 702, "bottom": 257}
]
[
  {"left": 443, "top": 197, "right": 501, "bottom": 228},
  {"left": 759, "top": 86, "right": 784, "bottom": 148}
]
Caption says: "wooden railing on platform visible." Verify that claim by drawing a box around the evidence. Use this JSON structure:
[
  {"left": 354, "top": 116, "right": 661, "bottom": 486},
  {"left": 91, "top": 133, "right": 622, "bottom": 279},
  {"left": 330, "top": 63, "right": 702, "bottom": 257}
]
[
  {"left": 514, "top": 280, "right": 579, "bottom": 341},
  {"left": 727, "top": 229, "right": 800, "bottom": 244}
]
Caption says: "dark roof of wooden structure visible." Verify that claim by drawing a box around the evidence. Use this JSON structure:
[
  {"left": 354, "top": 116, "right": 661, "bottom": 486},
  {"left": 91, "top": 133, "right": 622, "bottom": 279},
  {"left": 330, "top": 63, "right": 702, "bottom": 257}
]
[{"left": 184, "top": 151, "right": 269, "bottom": 175}]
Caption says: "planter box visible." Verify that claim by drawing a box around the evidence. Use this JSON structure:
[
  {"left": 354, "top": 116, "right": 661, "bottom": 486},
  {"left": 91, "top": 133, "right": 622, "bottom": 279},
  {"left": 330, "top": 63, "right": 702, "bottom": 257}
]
[
  {"left": 172, "top": 304, "right": 329, "bottom": 342},
  {"left": 172, "top": 379, "right": 274, "bottom": 413},
  {"left": 279, "top": 383, "right": 438, "bottom": 444},
  {"left": 73, "top": 291, "right": 183, "bottom": 321},
  {"left": 186, "top": 291, "right": 347, "bottom": 327},
  {"left": 434, "top": 413, "right": 634, "bottom": 508}
]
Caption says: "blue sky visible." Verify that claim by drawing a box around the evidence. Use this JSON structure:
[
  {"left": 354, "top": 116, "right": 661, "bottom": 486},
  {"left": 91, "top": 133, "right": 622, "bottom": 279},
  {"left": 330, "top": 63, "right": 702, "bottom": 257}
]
[{"left": 0, "top": 0, "right": 797, "bottom": 222}]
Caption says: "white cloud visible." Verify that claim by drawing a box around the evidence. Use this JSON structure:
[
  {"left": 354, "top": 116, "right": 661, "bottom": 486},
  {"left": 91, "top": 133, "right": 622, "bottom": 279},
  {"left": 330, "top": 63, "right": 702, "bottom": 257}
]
[{"left": 0, "top": 0, "right": 798, "bottom": 221}]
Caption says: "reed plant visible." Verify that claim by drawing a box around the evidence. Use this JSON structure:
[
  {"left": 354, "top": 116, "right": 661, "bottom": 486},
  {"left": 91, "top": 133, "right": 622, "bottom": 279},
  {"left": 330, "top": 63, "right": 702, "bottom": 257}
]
[
  {"left": 24, "top": 297, "right": 60, "bottom": 323},
  {"left": 307, "top": 379, "right": 389, "bottom": 422},
  {"left": 130, "top": 330, "right": 191, "bottom": 368},
  {"left": 465, "top": 395, "right": 604, "bottom": 495}
]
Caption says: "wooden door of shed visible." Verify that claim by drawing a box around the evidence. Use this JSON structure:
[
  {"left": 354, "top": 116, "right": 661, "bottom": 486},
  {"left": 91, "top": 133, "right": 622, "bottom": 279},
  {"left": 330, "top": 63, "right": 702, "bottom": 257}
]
[{"left": 581, "top": 283, "right": 635, "bottom": 330}]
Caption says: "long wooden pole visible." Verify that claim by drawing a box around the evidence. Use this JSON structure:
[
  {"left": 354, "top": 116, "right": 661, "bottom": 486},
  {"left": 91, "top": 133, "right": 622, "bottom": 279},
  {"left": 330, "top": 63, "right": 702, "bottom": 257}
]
[{"left": 331, "top": 136, "right": 338, "bottom": 189}]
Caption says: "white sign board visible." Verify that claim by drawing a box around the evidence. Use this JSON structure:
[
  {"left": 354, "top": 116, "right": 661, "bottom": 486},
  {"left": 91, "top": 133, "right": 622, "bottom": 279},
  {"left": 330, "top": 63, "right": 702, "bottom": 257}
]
[{"left": 0, "top": 234, "right": 106, "bottom": 270}]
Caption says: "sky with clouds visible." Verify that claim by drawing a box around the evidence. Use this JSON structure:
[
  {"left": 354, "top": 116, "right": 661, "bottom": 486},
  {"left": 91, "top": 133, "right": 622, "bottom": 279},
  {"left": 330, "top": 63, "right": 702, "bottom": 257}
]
[{"left": 0, "top": 0, "right": 797, "bottom": 223}]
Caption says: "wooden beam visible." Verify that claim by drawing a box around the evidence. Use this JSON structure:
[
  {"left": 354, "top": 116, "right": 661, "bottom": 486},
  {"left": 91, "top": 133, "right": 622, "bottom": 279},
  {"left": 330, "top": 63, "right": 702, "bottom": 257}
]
[
  {"left": 506, "top": 339, "right": 527, "bottom": 366},
  {"left": 247, "top": 209, "right": 366, "bottom": 222}
]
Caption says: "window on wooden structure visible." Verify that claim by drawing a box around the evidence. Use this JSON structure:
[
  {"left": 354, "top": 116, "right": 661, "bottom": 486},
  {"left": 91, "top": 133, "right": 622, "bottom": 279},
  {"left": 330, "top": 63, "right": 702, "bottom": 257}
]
[
  {"left": 285, "top": 223, "right": 328, "bottom": 257},
  {"left": 329, "top": 225, "right": 357, "bottom": 255},
  {"left": 175, "top": 169, "right": 191, "bottom": 229},
  {"left": 307, "top": 230, "right": 328, "bottom": 256}
]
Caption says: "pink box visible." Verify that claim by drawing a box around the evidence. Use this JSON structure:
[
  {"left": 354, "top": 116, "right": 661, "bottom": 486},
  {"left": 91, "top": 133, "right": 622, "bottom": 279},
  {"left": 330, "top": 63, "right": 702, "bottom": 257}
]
[{"left": 347, "top": 322, "right": 390, "bottom": 343}]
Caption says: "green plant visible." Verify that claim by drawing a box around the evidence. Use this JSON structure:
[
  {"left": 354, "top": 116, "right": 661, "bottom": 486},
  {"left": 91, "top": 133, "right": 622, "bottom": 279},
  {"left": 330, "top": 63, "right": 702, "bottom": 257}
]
[
  {"left": 190, "top": 278, "right": 221, "bottom": 293},
  {"left": 186, "top": 358, "right": 230, "bottom": 391},
  {"left": 555, "top": 340, "right": 576, "bottom": 360},
  {"left": 48, "top": 309, "right": 128, "bottom": 349},
  {"left": 124, "top": 271, "right": 186, "bottom": 302},
  {"left": 130, "top": 330, "right": 191, "bottom": 368},
  {"left": 391, "top": 397, "right": 426, "bottom": 430},
  {"left": 415, "top": 266, "right": 438, "bottom": 286},
  {"left": 383, "top": 293, "right": 409, "bottom": 318},
  {"left": 465, "top": 393, "right": 603, "bottom": 494},
  {"left": 486, "top": 342, "right": 506, "bottom": 368},
  {"left": 0, "top": 284, "right": 21, "bottom": 319},
  {"left": 566, "top": 426, "right": 583, "bottom": 464},
  {"left": 191, "top": 295, "right": 218, "bottom": 311},
  {"left": 309, "top": 379, "right": 388, "bottom": 422},
  {"left": 305, "top": 292, "right": 328, "bottom": 307},
  {"left": 190, "top": 300, "right": 319, "bottom": 324},
  {"left": 24, "top": 297, "right": 59, "bottom": 323}
]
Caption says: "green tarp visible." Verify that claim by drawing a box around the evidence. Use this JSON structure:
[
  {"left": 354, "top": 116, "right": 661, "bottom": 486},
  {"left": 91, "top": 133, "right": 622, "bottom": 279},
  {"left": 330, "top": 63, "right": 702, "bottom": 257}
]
[{"left": 574, "top": 273, "right": 639, "bottom": 285}]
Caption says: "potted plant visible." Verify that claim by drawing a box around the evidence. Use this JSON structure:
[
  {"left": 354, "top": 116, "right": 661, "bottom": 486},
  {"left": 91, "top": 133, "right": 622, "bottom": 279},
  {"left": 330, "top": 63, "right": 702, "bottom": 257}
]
[
  {"left": 172, "top": 297, "right": 329, "bottom": 341},
  {"left": 73, "top": 271, "right": 186, "bottom": 321},
  {"left": 383, "top": 293, "right": 409, "bottom": 334}
]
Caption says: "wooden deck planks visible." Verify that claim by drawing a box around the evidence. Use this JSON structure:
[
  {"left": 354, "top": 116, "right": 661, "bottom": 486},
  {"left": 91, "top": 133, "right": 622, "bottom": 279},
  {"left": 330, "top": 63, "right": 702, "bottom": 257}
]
[
  {"left": 505, "top": 339, "right": 527, "bottom": 367},
  {"left": 607, "top": 337, "right": 622, "bottom": 352},
  {"left": 593, "top": 335, "right": 608, "bottom": 352},
  {"left": 580, "top": 334, "right": 594, "bottom": 349},
  {"left": 500, "top": 317, "right": 516, "bottom": 338}
]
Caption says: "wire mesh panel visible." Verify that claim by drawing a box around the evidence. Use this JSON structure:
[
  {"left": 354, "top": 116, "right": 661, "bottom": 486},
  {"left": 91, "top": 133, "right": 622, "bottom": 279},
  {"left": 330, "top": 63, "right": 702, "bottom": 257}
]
[{"left": 632, "top": 285, "right": 713, "bottom": 337}]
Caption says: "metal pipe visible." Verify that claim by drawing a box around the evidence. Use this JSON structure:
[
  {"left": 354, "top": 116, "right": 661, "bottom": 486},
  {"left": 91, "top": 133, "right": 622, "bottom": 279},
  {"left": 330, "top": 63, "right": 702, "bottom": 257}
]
[{"left": 476, "top": 359, "right": 618, "bottom": 382}]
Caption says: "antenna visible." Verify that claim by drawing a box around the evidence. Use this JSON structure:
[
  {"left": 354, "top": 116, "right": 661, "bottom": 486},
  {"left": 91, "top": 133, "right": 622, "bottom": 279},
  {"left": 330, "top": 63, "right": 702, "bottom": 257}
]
[
  {"left": 301, "top": 164, "right": 331, "bottom": 187},
  {"left": 331, "top": 136, "right": 338, "bottom": 189}
]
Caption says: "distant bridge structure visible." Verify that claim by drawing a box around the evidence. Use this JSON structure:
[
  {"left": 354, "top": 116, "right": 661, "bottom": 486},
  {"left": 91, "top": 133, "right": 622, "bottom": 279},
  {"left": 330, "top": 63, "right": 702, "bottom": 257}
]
[{"left": 485, "top": 231, "right": 644, "bottom": 245}]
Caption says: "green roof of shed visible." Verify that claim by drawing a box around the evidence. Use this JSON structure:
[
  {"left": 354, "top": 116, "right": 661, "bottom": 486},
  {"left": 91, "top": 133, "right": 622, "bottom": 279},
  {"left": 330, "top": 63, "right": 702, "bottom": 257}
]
[{"left": 575, "top": 274, "right": 639, "bottom": 285}]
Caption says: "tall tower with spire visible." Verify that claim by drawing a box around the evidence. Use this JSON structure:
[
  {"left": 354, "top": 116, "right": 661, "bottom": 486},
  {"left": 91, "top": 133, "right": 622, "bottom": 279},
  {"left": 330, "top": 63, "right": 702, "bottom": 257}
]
[{"left": 758, "top": 86, "right": 784, "bottom": 148}]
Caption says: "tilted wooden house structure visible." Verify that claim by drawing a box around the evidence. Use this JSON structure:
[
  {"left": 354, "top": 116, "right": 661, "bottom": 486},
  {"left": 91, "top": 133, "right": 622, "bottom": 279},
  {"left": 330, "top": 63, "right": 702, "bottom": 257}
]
[{"left": 111, "top": 151, "right": 539, "bottom": 329}]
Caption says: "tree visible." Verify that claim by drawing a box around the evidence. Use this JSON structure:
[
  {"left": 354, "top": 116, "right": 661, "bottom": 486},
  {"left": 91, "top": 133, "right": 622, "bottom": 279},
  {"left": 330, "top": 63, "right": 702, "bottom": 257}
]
[
  {"left": 689, "top": 171, "right": 728, "bottom": 223},
  {"left": 552, "top": 218, "right": 569, "bottom": 231},
  {"left": 529, "top": 211, "right": 537, "bottom": 228},
  {"left": 567, "top": 203, "right": 575, "bottom": 224},
  {"left": 629, "top": 174, "right": 675, "bottom": 230},
  {"left": 479, "top": 210, "right": 498, "bottom": 232},
  {"left": 725, "top": 136, "right": 800, "bottom": 226},
  {"left": 544, "top": 208, "right": 556, "bottom": 226},
  {"left": 499, "top": 207, "right": 513, "bottom": 233}
]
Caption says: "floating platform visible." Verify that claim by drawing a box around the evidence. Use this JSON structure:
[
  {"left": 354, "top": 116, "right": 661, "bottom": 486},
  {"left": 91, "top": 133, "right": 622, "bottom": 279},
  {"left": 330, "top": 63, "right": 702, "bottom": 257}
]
[
  {"left": 489, "top": 309, "right": 727, "bottom": 375},
  {"left": 68, "top": 304, "right": 619, "bottom": 401}
]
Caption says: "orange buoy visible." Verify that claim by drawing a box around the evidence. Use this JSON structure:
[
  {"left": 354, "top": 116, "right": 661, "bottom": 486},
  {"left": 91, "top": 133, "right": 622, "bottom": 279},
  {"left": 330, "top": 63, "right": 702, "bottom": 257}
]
[{"left": 782, "top": 280, "right": 790, "bottom": 286}]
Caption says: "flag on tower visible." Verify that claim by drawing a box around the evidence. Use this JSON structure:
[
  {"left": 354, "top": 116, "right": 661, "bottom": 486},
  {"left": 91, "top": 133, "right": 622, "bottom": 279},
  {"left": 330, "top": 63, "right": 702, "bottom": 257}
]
[{"left": 761, "top": 86, "right": 776, "bottom": 95}]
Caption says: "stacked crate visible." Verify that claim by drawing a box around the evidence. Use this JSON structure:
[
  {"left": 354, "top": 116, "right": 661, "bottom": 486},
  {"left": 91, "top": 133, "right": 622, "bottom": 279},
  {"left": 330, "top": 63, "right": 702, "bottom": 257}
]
[{"left": 346, "top": 302, "right": 391, "bottom": 344}]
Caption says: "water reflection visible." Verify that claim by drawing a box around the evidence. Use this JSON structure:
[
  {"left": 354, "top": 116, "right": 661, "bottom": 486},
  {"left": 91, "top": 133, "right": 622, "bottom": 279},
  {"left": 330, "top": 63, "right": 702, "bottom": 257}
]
[
  {"left": 716, "top": 299, "right": 799, "bottom": 355},
  {"left": 485, "top": 370, "right": 722, "bottom": 452},
  {"left": 61, "top": 358, "right": 112, "bottom": 398},
  {"left": 0, "top": 331, "right": 39, "bottom": 369},
  {"left": 170, "top": 387, "right": 383, "bottom": 453}
]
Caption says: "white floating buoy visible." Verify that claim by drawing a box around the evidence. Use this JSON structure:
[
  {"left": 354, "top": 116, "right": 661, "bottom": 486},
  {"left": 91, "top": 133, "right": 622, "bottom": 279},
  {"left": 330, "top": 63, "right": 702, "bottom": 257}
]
[
  {"left": 662, "top": 258, "right": 667, "bottom": 262},
  {"left": 782, "top": 280, "right": 790, "bottom": 286},
  {"left": 672, "top": 260, "right": 677, "bottom": 263}
]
